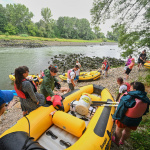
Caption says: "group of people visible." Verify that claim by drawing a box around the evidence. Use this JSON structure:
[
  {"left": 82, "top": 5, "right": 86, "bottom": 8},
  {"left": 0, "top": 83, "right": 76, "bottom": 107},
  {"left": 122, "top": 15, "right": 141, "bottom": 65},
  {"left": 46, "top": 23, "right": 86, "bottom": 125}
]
[
  {"left": 6, "top": 60, "right": 81, "bottom": 116},
  {"left": 112, "top": 49, "right": 150, "bottom": 147},
  {"left": 0, "top": 49, "right": 149, "bottom": 148}
]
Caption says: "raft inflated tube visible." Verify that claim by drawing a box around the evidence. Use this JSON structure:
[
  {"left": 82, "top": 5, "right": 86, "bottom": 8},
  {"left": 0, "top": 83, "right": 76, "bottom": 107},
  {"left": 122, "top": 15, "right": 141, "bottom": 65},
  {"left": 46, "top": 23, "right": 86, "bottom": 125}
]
[{"left": 52, "top": 111, "right": 86, "bottom": 137}]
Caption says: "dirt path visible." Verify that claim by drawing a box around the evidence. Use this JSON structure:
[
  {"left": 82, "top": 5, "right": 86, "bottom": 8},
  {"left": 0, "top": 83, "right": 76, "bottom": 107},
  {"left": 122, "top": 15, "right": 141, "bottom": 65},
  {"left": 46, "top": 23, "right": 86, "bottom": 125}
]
[{"left": 0, "top": 65, "right": 149, "bottom": 149}]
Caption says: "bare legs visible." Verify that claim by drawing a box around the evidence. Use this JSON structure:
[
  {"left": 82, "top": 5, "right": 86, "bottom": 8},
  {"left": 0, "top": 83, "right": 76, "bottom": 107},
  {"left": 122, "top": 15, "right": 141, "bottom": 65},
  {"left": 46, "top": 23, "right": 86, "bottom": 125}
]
[
  {"left": 138, "top": 63, "right": 143, "bottom": 71},
  {"left": 114, "top": 126, "right": 131, "bottom": 145}
]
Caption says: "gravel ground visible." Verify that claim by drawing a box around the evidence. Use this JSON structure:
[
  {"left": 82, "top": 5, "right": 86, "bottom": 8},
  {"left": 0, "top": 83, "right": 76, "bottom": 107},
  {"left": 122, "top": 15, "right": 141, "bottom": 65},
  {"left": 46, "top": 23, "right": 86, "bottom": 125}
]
[{"left": 0, "top": 65, "right": 149, "bottom": 149}]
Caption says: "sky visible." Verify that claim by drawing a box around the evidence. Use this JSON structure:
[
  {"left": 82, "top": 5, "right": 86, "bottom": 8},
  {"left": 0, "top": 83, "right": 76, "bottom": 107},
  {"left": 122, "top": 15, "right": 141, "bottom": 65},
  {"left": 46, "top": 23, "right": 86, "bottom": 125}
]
[{"left": 0, "top": 0, "right": 114, "bottom": 35}]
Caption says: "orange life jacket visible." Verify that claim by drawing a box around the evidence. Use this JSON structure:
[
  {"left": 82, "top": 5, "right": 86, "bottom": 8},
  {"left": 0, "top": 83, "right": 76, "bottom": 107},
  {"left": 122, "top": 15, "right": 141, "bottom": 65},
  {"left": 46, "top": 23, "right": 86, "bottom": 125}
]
[
  {"left": 119, "top": 93, "right": 148, "bottom": 118},
  {"left": 14, "top": 79, "right": 37, "bottom": 99},
  {"left": 125, "top": 98, "right": 147, "bottom": 118}
]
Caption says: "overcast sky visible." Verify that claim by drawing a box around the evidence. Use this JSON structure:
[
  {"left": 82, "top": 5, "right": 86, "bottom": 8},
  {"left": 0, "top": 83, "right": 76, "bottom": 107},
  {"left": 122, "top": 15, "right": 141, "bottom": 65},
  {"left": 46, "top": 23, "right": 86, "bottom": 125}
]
[{"left": 0, "top": 0, "right": 114, "bottom": 34}]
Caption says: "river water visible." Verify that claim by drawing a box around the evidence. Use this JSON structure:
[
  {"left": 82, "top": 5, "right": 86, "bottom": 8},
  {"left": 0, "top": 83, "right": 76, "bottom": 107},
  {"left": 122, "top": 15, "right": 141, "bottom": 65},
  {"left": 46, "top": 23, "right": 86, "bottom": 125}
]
[{"left": 0, "top": 44, "right": 121, "bottom": 90}]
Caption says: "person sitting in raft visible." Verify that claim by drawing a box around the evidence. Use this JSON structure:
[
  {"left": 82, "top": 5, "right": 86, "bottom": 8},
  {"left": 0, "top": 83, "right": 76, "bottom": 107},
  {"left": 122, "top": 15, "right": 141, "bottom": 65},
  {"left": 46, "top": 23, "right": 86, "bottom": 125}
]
[
  {"left": 0, "top": 90, "right": 14, "bottom": 123},
  {"left": 112, "top": 82, "right": 150, "bottom": 146},
  {"left": 67, "top": 65, "right": 79, "bottom": 92},
  {"left": 124, "top": 55, "right": 132, "bottom": 72},
  {"left": 125, "top": 58, "right": 135, "bottom": 80},
  {"left": 14, "top": 66, "right": 45, "bottom": 116},
  {"left": 116, "top": 77, "right": 130, "bottom": 101}
]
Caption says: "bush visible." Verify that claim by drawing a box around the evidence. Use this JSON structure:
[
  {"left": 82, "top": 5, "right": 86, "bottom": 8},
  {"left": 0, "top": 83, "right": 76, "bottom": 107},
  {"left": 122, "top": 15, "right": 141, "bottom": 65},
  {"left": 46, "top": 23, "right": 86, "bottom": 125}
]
[
  {"left": 0, "top": 31, "right": 3, "bottom": 35},
  {"left": 5, "top": 32, "right": 9, "bottom": 36},
  {"left": 20, "top": 34, "right": 29, "bottom": 37},
  {"left": 145, "top": 75, "right": 150, "bottom": 86}
]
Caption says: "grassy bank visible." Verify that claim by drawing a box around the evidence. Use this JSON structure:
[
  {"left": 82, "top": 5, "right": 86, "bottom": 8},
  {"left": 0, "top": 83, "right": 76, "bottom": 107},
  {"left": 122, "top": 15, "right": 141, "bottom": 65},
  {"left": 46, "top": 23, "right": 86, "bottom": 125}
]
[
  {"left": 0, "top": 35, "right": 115, "bottom": 43},
  {"left": 129, "top": 70, "right": 150, "bottom": 150}
]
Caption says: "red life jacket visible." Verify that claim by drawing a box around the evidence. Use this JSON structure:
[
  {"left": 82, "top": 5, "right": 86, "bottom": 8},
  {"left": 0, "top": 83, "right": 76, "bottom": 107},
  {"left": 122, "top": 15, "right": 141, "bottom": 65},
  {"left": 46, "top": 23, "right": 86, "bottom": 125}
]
[
  {"left": 124, "top": 82, "right": 131, "bottom": 92},
  {"left": 103, "top": 62, "right": 110, "bottom": 70},
  {"left": 125, "top": 98, "right": 148, "bottom": 118},
  {"left": 14, "top": 79, "right": 37, "bottom": 99}
]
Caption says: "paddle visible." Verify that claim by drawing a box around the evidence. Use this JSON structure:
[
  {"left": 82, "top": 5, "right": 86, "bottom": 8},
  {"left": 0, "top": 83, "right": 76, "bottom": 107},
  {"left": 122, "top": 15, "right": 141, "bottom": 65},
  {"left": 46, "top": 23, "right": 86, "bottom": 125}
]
[{"left": 91, "top": 101, "right": 119, "bottom": 107}]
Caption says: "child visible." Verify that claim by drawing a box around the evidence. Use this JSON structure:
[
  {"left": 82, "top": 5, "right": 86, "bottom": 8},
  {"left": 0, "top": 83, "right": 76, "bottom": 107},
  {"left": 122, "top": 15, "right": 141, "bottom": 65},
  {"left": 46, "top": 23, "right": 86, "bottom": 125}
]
[{"left": 112, "top": 82, "right": 150, "bottom": 146}]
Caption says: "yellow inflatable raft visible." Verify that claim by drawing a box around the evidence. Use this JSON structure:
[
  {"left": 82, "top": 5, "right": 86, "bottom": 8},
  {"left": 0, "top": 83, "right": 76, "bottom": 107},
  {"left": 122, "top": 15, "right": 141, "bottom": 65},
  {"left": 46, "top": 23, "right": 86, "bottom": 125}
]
[
  {"left": 9, "top": 74, "right": 43, "bottom": 84},
  {"left": 0, "top": 84, "right": 115, "bottom": 150},
  {"left": 144, "top": 62, "right": 150, "bottom": 69},
  {"left": 59, "top": 71, "right": 101, "bottom": 82}
]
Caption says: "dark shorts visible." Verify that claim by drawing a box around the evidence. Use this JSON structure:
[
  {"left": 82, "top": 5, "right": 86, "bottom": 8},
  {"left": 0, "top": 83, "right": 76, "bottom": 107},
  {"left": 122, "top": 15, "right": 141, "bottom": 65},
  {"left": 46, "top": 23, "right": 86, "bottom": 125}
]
[
  {"left": 68, "top": 83, "right": 74, "bottom": 91},
  {"left": 115, "top": 120, "right": 137, "bottom": 130},
  {"left": 138, "top": 59, "right": 144, "bottom": 65},
  {"left": 125, "top": 68, "right": 132, "bottom": 75}
]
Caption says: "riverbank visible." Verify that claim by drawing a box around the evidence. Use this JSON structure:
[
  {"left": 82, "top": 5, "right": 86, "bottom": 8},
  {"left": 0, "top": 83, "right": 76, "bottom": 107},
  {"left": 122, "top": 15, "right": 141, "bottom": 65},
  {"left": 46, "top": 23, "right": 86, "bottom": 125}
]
[
  {"left": 0, "top": 65, "right": 149, "bottom": 149},
  {"left": 0, "top": 35, "right": 117, "bottom": 47},
  {"left": 0, "top": 39, "right": 117, "bottom": 48}
]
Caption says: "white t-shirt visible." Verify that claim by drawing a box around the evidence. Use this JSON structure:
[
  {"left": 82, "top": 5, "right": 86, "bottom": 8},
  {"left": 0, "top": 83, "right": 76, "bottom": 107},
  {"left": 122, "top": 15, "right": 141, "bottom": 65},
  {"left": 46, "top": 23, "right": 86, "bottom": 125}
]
[
  {"left": 119, "top": 84, "right": 127, "bottom": 93},
  {"left": 75, "top": 69, "right": 80, "bottom": 76},
  {"left": 67, "top": 69, "right": 76, "bottom": 83},
  {"left": 76, "top": 62, "right": 81, "bottom": 68}
]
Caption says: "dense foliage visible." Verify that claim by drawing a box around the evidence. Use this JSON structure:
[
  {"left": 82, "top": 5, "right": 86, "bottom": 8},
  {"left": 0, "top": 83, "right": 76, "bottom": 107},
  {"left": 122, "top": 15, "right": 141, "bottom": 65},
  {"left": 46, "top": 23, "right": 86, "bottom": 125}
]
[
  {"left": 91, "top": 0, "right": 150, "bottom": 58},
  {"left": 0, "top": 3, "right": 117, "bottom": 41}
]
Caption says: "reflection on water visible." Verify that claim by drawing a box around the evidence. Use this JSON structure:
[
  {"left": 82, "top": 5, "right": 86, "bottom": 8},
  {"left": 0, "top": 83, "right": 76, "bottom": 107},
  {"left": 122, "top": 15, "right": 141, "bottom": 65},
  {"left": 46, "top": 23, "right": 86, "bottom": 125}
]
[{"left": 0, "top": 45, "right": 121, "bottom": 89}]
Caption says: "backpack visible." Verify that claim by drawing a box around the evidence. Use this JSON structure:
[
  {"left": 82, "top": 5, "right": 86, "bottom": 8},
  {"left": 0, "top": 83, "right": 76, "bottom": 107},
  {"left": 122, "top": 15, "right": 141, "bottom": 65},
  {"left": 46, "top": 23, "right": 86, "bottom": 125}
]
[{"left": 124, "top": 82, "right": 131, "bottom": 92}]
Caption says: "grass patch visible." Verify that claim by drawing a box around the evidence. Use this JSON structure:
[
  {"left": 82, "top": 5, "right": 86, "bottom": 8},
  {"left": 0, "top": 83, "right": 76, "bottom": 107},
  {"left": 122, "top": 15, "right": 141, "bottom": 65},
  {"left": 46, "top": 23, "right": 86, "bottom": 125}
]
[
  {"left": 128, "top": 69, "right": 150, "bottom": 150},
  {"left": 129, "top": 112, "right": 150, "bottom": 150},
  {"left": 0, "top": 35, "right": 116, "bottom": 43}
]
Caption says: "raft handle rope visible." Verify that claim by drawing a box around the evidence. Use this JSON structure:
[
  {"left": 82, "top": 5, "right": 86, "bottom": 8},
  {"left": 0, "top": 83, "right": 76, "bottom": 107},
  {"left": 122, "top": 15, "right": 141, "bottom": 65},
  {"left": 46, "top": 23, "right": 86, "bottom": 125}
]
[
  {"left": 22, "top": 115, "right": 46, "bottom": 150},
  {"left": 46, "top": 130, "right": 58, "bottom": 140},
  {"left": 59, "top": 140, "right": 71, "bottom": 148}
]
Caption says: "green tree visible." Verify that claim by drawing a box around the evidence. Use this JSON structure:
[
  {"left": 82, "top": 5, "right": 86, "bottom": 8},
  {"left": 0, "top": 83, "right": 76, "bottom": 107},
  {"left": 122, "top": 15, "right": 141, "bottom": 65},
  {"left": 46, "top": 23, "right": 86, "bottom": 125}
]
[
  {"left": 5, "top": 4, "right": 33, "bottom": 34},
  {"left": 93, "top": 26, "right": 105, "bottom": 39},
  {"left": 4, "top": 23, "right": 17, "bottom": 35},
  {"left": 41, "top": 7, "right": 54, "bottom": 38},
  {"left": 0, "top": 4, "right": 7, "bottom": 33},
  {"left": 91, "top": 0, "right": 150, "bottom": 58}
]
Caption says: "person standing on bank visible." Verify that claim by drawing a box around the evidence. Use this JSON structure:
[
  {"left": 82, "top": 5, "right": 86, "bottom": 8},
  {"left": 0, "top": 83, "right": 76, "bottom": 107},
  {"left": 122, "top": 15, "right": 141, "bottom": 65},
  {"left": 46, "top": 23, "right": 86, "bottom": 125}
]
[
  {"left": 125, "top": 58, "right": 135, "bottom": 80},
  {"left": 40, "top": 66, "right": 59, "bottom": 105},
  {"left": 138, "top": 50, "right": 146, "bottom": 71},
  {"left": 14, "top": 66, "right": 45, "bottom": 116},
  {"left": 67, "top": 65, "right": 79, "bottom": 92},
  {"left": 116, "top": 77, "right": 130, "bottom": 101},
  {"left": 112, "top": 82, "right": 150, "bottom": 146}
]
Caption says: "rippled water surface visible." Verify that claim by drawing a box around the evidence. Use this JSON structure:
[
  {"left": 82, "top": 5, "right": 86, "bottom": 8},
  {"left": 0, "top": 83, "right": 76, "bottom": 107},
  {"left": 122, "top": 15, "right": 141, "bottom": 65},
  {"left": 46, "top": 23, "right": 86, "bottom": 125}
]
[{"left": 0, "top": 45, "right": 121, "bottom": 89}]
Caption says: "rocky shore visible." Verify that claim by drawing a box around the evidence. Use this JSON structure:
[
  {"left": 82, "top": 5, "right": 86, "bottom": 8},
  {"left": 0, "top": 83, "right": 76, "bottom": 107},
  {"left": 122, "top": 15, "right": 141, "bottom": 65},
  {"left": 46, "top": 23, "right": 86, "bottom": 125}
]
[
  {"left": 49, "top": 54, "right": 125, "bottom": 73},
  {"left": 0, "top": 39, "right": 117, "bottom": 48},
  {"left": 0, "top": 65, "right": 149, "bottom": 149}
]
